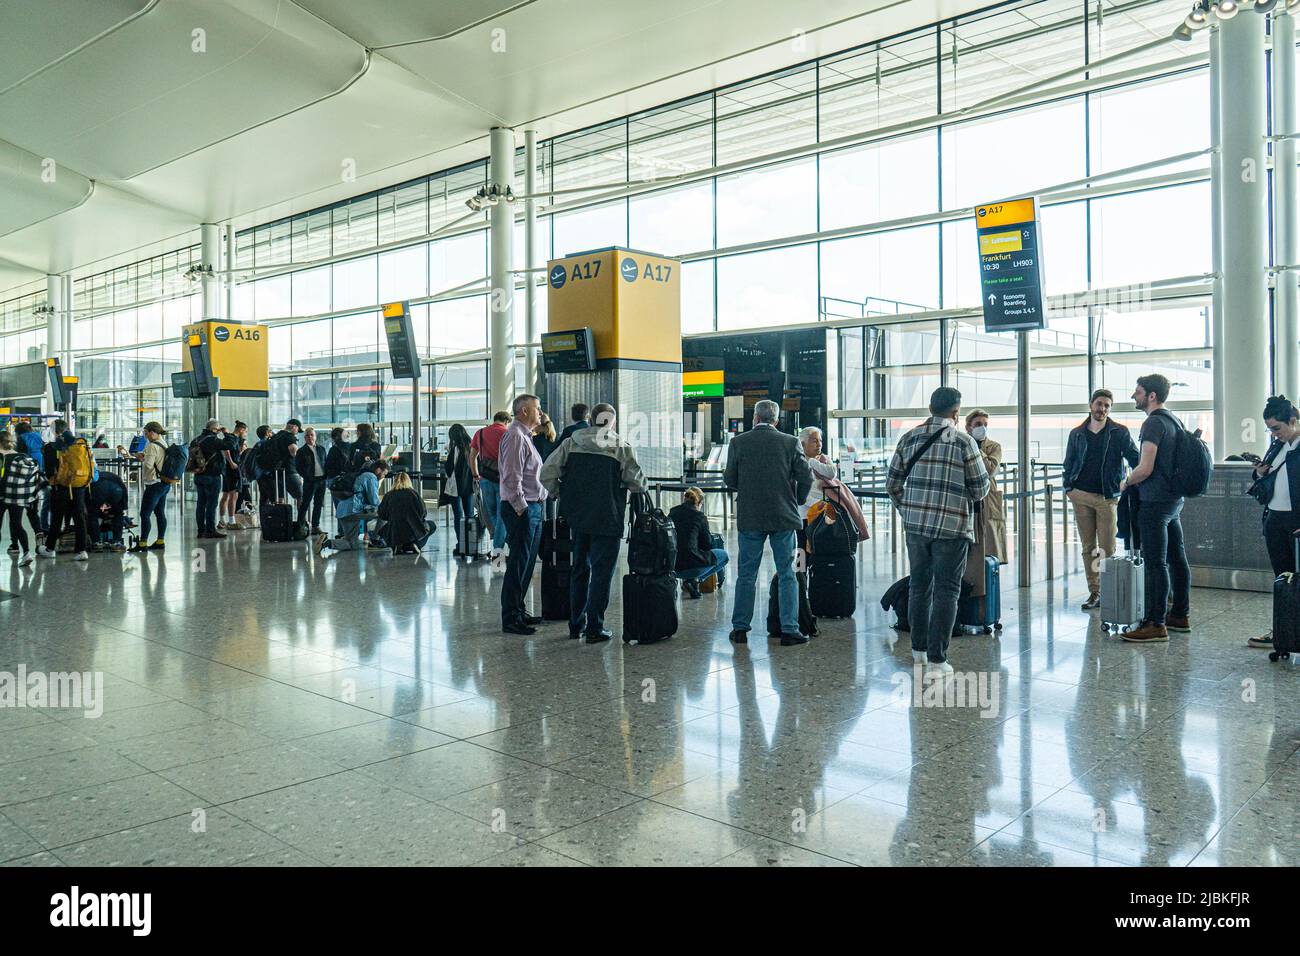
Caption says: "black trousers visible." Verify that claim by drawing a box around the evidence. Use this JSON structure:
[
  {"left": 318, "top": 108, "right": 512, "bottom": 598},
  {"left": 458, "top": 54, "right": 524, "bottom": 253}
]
[
  {"left": 46, "top": 486, "right": 89, "bottom": 553},
  {"left": 1263, "top": 509, "right": 1300, "bottom": 576},
  {"left": 298, "top": 475, "right": 327, "bottom": 529}
]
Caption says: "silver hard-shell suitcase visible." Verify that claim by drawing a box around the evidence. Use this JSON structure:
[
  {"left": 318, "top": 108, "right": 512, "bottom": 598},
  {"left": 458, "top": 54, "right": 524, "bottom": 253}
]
[{"left": 1100, "top": 551, "right": 1144, "bottom": 631}]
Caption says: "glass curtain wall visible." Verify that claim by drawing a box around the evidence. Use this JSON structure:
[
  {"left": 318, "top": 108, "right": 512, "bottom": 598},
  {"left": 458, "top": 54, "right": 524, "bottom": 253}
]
[{"left": 1, "top": 0, "right": 1222, "bottom": 459}]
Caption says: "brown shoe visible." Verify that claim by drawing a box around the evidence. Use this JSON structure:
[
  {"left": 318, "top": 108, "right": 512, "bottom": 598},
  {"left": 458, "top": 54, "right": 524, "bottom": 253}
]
[
  {"left": 1081, "top": 592, "right": 1100, "bottom": 610},
  {"left": 1166, "top": 614, "right": 1190, "bottom": 633},
  {"left": 1121, "top": 620, "right": 1169, "bottom": 643}
]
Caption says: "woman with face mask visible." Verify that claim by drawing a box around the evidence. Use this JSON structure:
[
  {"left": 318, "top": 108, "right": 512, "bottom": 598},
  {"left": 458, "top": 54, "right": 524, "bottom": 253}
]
[{"left": 964, "top": 410, "right": 1007, "bottom": 568}]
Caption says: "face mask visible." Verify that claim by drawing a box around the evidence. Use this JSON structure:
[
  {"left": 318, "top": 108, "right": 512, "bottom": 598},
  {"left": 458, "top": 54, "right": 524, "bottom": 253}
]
[{"left": 971, "top": 426, "right": 987, "bottom": 441}]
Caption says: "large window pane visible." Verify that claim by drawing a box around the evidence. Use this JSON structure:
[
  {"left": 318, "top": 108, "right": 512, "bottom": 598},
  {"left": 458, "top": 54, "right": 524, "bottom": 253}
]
[
  {"left": 1090, "top": 183, "right": 1211, "bottom": 287},
  {"left": 716, "top": 245, "right": 818, "bottom": 330},
  {"left": 1089, "top": 70, "right": 1210, "bottom": 176},
  {"left": 820, "top": 226, "right": 940, "bottom": 315},
  {"left": 629, "top": 182, "right": 712, "bottom": 256},
  {"left": 941, "top": 100, "right": 1085, "bottom": 210},
  {"left": 332, "top": 255, "right": 377, "bottom": 312},
  {"left": 430, "top": 296, "right": 487, "bottom": 354},
  {"left": 820, "top": 131, "right": 938, "bottom": 230},
  {"left": 716, "top": 158, "right": 816, "bottom": 247},
  {"left": 552, "top": 201, "right": 627, "bottom": 257}
]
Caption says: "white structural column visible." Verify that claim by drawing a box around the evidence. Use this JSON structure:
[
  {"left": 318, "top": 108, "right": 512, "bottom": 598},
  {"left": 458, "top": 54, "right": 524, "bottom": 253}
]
[
  {"left": 1275, "top": 11, "right": 1299, "bottom": 402},
  {"left": 200, "top": 222, "right": 222, "bottom": 322},
  {"left": 1217, "top": 13, "right": 1270, "bottom": 455},
  {"left": 45, "top": 274, "right": 63, "bottom": 364},
  {"left": 524, "top": 128, "right": 539, "bottom": 391},
  {"left": 489, "top": 127, "right": 516, "bottom": 415},
  {"left": 1210, "top": 26, "right": 1227, "bottom": 459},
  {"left": 225, "top": 224, "right": 236, "bottom": 323}
]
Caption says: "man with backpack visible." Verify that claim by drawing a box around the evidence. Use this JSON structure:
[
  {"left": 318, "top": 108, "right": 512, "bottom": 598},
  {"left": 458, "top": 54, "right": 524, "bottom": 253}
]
[
  {"left": 724, "top": 399, "right": 815, "bottom": 647},
  {"left": 257, "top": 419, "right": 303, "bottom": 511},
  {"left": 191, "top": 419, "right": 233, "bottom": 539},
  {"left": 37, "top": 421, "right": 93, "bottom": 561},
  {"left": 886, "top": 387, "right": 991, "bottom": 674},
  {"left": 1120, "top": 373, "right": 1195, "bottom": 643},
  {"left": 540, "top": 402, "right": 646, "bottom": 643}
]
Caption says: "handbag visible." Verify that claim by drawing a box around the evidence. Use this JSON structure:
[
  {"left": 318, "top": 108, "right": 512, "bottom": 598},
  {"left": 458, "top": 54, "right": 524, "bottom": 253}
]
[{"left": 819, "top": 475, "right": 870, "bottom": 540}]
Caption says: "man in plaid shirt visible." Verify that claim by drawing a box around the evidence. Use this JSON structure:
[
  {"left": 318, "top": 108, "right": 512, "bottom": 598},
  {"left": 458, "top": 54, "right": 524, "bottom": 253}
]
[{"left": 886, "top": 387, "right": 990, "bottom": 673}]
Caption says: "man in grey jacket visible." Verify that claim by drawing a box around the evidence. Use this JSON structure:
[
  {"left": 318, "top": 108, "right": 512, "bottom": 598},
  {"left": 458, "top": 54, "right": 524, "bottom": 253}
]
[
  {"left": 540, "top": 403, "right": 646, "bottom": 643},
  {"left": 723, "top": 399, "right": 814, "bottom": 645}
]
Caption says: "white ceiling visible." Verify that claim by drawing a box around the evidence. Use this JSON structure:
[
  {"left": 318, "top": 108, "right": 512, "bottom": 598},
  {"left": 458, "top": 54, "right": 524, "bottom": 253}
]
[{"left": 0, "top": 0, "right": 996, "bottom": 295}]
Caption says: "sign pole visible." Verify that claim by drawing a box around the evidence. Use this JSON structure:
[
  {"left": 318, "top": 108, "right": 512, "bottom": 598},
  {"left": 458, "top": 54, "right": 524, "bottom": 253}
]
[
  {"left": 1017, "top": 329, "right": 1032, "bottom": 589},
  {"left": 412, "top": 373, "right": 421, "bottom": 479}
]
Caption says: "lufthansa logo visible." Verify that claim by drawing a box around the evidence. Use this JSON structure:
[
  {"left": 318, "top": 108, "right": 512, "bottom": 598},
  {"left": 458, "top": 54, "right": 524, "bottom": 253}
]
[
  {"left": 620, "top": 258, "right": 638, "bottom": 282},
  {"left": 213, "top": 326, "right": 230, "bottom": 342},
  {"left": 549, "top": 265, "right": 567, "bottom": 289}
]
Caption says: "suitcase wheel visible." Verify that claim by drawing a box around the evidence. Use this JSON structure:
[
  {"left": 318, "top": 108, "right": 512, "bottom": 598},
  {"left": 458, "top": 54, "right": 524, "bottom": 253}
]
[
  {"left": 1269, "top": 650, "right": 1289, "bottom": 662},
  {"left": 981, "top": 626, "right": 993, "bottom": 635},
  {"left": 993, "top": 622, "right": 1003, "bottom": 632}
]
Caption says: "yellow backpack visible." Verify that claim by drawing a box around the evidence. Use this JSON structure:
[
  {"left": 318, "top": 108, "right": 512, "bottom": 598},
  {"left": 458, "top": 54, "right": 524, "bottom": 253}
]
[{"left": 53, "top": 438, "right": 93, "bottom": 489}]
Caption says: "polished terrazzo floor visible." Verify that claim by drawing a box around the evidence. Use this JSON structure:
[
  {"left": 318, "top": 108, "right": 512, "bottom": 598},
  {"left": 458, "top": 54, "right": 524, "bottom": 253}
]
[{"left": 0, "top": 502, "right": 1297, "bottom": 867}]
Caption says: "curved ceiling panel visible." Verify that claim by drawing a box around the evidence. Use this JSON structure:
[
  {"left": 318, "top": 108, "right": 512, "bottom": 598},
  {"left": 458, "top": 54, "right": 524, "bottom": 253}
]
[
  {"left": 0, "top": 182, "right": 196, "bottom": 277},
  {"left": 121, "top": 55, "right": 493, "bottom": 225},
  {"left": 291, "top": 0, "right": 527, "bottom": 49},
  {"left": 0, "top": 0, "right": 153, "bottom": 94},
  {"left": 0, "top": 138, "right": 94, "bottom": 237},
  {"left": 0, "top": 0, "right": 366, "bottom": 181}
]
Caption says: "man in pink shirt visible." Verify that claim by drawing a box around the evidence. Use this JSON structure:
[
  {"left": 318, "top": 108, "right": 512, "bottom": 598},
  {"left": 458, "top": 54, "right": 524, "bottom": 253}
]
[{"left": 498, "top": 393, "right": 549, "bottom": 634}]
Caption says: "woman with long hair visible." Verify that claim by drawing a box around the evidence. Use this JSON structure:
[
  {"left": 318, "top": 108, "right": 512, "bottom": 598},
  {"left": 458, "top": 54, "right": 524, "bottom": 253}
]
[
  {"left": 439, "top": 423, "right": 477, "bottom": 555},
  {"left": 532, "top": 412, "right": 558, "bottom": 461},
  {"left": 377, "top": 470, "right": 435, "bottom": 554}
]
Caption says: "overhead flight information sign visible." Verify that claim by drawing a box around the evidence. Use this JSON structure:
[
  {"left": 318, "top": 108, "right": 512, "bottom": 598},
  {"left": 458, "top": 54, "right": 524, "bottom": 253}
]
[
  {"left": 975, "top": 197, "right": 1046, "bottom": 332},
  {"left": 382, "top": 301, "right": 421, "bottom": 380}
]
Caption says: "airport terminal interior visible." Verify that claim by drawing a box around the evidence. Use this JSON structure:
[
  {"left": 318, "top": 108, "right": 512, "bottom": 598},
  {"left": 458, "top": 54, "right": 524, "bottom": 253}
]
[{"left": 0, "top": 0, "right": 1297, "bottom": 868}]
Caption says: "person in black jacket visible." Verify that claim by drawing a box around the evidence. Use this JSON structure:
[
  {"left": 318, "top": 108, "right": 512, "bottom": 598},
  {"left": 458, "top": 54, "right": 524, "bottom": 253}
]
[
  {"left": 349, "top": 422, "right": 382, "bottom": 471},
  {"left": 1247, "top": 396, "right": 1300, "bottom": 650},
  {"left": 89, "top": 470, "right": 129, "bottom": 552},
  {"left": 295, "top": 426, "right": 329, "bottom": 534},
  {"left": 377, "top": 472, "right": 435, "bottom": 553},
  {"left": 438, "top": 423, "right": 476, "bottom": 555},
  {"left": 669, "top": 487, "right": 728, "bottom": 598},
  {"left": 557, "top": 403, "right": 590, "bottom": 446},
  {"left": 324, "top": 426, "right": 351, "bottom": 479},
  {"left": 539, "top": 403, "right": 646, "bottom": 642}
]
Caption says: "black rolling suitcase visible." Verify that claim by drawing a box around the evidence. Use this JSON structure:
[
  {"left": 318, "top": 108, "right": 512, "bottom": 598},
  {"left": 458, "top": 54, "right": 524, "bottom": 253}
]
[
  {"left": 808, "top": 553, "right": 856, "bottom": 618},
  {"left": 260, "top": 470, "right": 297, "bottom": 543},
  {"left": 622, "top": 572, "right": 678, "bottom": 645},
  {"left": 766, "top": 572, "right": 816, "bottom": 637},
  {"left": 540, "top": 503, "right": 572, "bottom": 621},
  {"left": 1270, "top": 530, "right": 1300, "bottom": 661}
]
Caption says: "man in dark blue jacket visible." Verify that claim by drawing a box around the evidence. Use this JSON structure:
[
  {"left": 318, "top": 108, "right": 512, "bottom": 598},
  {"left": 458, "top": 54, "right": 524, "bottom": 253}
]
[
  {"left": 1061, "top": 388, "right": 1140, "bottom": 609},
  {"left": 557, "top": 403, "right": 590, "bottom": 446}
]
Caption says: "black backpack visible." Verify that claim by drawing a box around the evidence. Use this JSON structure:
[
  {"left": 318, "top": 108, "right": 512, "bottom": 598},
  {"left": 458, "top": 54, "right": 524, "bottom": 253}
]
[
  {"left": 330, "top": 471, "right": 359, "bottom": 501},
  {"left": 627, "top": 492, "right": 677, "bottom": 575},
  {"left": 1152, "top": 409, "right": 1213, "bottom": 498},
  {"left": 256, "top": 437, "right": 284, "bottom": 471}
]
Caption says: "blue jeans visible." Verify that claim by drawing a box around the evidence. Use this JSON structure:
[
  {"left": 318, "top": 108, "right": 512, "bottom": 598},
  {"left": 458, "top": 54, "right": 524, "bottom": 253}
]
[
  {"left": 570, "top": 532, "right": 622, "bottom": 634},
  {"left": 194, "top": 474, "right": 222, "bottom": 534},
  {"left": 140, "top": 482, "right": 169, "bottom": 542},
  {"left": 678, "top": 548, "right": 730, "bottom": 583},
  {"left": 500, "top": 501, "right": 543, "bottom": 627},
  {"left": 449, "top": 492, "right": 476, "bottom": 550},
  {"left": 906, "top": 533, "right": 970, "bottom": 664},
  {"left": 40, "top": 489, "right": 52, "bottom": 534},
  {"left": 731, "top": 530, "right": 799, "bottom": 634},
  {"left": 1138, "top": 497, "right": 1190, "bottom": 625},
  {"left": 479, "top": 478, "right": 507, "bottom": 550}
]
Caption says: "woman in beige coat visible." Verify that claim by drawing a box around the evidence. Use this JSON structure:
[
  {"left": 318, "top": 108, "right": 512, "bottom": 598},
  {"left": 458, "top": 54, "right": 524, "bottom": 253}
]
[{"left": 962, "top": 409, "right": 1008, "bottom": 599}]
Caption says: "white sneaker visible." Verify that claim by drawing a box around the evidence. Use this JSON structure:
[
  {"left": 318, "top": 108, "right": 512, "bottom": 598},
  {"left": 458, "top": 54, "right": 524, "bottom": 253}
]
[
  {"left": 36, "top": 546, "right": 55, "bottom": 559},
  {"left": 18, "top": 553, "right": 33, "bottom": 567},
  {"left": 911, "top": 650, "right": 927, "bottom": 664},
  {"left": 73, "top": 551, "right": 89, "bottom": 562},
  {"left": 926, "top": 660, "right": 954, "bottom": 677}
]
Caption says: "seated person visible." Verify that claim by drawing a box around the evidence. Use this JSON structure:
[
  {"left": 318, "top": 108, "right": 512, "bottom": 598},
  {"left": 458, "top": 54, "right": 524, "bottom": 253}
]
[
  {"left": 90, "top": 470, "right": 129, "bottom": 552},
  {"left": 315, "top": 460, "right": 388, "bottom": 557},
  {"left": 376, "top": 472, "right": 436, "bottom": 554},
  {"left": 668, "top": 487, "right": 728, "bottom": 598}
]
